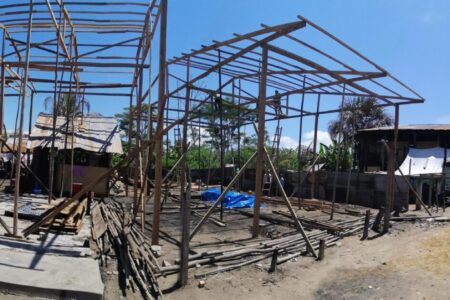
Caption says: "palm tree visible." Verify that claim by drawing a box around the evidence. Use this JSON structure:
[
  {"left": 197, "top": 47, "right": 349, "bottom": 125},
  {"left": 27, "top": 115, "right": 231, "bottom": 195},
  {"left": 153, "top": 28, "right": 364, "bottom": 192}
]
[
  {"left": 44, "top": 92, "right": 90, "bottom": 117},
  {"left": 328, "top": 96, "right": 392, "bottom": 144}
]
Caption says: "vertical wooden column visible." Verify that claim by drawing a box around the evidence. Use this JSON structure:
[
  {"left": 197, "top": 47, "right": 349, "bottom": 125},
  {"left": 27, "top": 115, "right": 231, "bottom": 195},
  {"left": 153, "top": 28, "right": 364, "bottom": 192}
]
[
  {"left": 310, "top": 94, "right": 321, "bottom": 199},
  {"left": 0, "top": 28, "right": 5, "bottom": 138},
  {"left": 330, "top": 84, "right": 346, "bottom": 220},
  {"left": 47, "top": 6, "right": 61, "bottom": 204},
  {"left": 179, "top": 58, "right": 190, "bottom": 286},
  {"left": 152, "top": 0, "right": 167, "bottom": 245},
  {"left": 134, "top": 41, "right": 145, "bottom": 217},
  {"left": 416, "top": 181, "right": 423, "bottom": 210},
  {"left": 27, "top": 92, "right": 34, "bottom": 166},
  {"left": 237, "top": 79, "right": 242, "bottom": 190},
  {"left": 218, "top": 49, "right": 225, "bottom": 221},
  {"left": 297, "top": 75, "right": 306, "bottom": 207},
  {"left": 384, "top": 104, "right": 399, "bottom": 232},
  {"left": 252, "top": 44, "right": 268, "bottom": 238},
  {"left": 13, "top": 0, "right": 33, "bottom": 236}
]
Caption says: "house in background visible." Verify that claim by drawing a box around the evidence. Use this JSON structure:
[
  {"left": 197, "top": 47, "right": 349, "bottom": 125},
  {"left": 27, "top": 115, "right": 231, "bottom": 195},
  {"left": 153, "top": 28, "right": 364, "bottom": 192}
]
[
  {"left": 27, "top": 113, "right": 123, "bottom": 196},
  {"left": 357, "top": 124, "right": 450, "bottom": 172},
  {"left": 356, "top": 124, "right": 450, "bottom": 207}
]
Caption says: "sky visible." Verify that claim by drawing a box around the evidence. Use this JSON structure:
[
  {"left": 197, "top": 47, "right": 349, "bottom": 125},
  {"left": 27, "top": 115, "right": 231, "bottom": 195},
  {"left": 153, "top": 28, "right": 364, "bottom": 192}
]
[{"left": 3, "top": 0, "right": 450, "bottom": 149}]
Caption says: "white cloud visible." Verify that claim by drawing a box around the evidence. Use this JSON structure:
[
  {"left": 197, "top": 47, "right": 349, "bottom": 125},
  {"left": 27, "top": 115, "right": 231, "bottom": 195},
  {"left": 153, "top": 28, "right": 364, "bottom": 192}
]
[
  {"left": 421, "top": 10, "right": 445, "bottom": 24},
  {"left": 278, "top": 136, "right": 299, "bottom": 149},
  {"left": 302, "top": 130, "right": 332, "bottom": 150},
  {"left": 272, "top": 130, "right": 332, "bottom": 150}
]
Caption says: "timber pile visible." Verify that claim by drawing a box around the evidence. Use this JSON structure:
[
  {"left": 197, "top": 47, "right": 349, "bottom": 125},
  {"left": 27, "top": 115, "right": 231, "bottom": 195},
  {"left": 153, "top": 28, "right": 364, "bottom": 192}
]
[
  {"left": 92, "top": 201, "right": 162, "bottom": 300},
  {"left": 272, "top": 210, "right": 344, "bottom": 232},
  {"left": 40, "top": 199, "right": 87, "bottom": 234},
  {"left": 262, "top": 196, "right": 333, "bottom": 211},
  {"left": 159, "top": 214, "right": 374, "bottom": 278}
]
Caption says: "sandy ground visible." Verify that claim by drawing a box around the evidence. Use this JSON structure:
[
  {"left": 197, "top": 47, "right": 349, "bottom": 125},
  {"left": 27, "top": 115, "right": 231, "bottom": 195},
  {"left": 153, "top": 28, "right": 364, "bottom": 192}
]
[{"left": 164, "top": 221, "right": 450, "bottom": 300}]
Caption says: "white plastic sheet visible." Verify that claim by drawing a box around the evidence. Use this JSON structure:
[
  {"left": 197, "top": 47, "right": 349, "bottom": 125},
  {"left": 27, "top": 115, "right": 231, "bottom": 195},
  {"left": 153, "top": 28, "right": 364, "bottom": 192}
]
[{"left": 396, "top": 147, "right": 448, "bottom": 175}]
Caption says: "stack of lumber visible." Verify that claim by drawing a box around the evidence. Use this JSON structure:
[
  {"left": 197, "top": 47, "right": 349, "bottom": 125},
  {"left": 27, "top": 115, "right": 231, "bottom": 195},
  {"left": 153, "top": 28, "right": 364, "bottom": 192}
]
[
  {"left": 262, "top": 196, "right": 333, "bottom": 211},
  {"left": 92, "top": 201, "right": 162, "bottom": 300},
  {"left": 300, "top": 199, "right": 332, "bottom": 211},
  {"left": 272, "top": 210, "right": 344, "bottom": 232},
  {"left": 159, "top": 215, "right": 374, "bottom": 278},
  {"left": 40, "top": 199, "right": 87, "bottom": 234}
]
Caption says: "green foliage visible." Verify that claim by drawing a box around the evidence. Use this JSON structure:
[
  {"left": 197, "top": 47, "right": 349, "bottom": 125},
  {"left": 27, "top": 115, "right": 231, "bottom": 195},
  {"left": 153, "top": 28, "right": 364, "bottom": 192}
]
[
  {"left": 319, "top": 140, "right": 351, "bottom": 171},
  {"left": 328, "top": 96, "right": 392, "bottom": 144},
  {"left": 187, "top": 145, "right": 218, "bottom": 169},
  {"left": 44, "top": 92, "right": 90, "bottom": 117},
  {"left": 114, "top": 103, "right": 154, "bottom": 147}
]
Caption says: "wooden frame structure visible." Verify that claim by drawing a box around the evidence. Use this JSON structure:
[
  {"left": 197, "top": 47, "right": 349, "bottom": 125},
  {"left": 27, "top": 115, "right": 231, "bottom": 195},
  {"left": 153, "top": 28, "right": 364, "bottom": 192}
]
[
  {"left": 156, "top": 15, "right": 424, "bottom": 283},
  {"left": 0, "top": 2, "right": 425, "bottom": 287},
  {"left": 0, "top": 0, "right": 164, "bottom": 236}
]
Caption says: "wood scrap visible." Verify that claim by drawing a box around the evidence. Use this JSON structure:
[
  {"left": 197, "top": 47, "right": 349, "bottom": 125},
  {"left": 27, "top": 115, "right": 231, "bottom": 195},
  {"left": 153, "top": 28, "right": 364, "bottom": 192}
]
[{"left": 93, "top": 200, "right": 161, "bottom": 300}]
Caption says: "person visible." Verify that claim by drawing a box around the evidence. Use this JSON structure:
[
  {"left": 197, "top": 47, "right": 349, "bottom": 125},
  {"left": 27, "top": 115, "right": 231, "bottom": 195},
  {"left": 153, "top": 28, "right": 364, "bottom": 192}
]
[
  {"left": 213, "top": 93, "right": 222, "bottom": 112},
  {"left": 280, "top": 175, "right": 286, "bottom": 189},
  {"left": 263, "top": 171, "right": 272, "bottom": 185},
  {"left": 272, "top": 90, "right": 282, "bottom": 117}
]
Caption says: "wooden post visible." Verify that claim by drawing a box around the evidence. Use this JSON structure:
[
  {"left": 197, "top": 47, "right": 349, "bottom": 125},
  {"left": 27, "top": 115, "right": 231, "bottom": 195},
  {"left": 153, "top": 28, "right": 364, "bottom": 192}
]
[
  {"left": 269, "top": 249, "right": 278, "bottom": 273},
  {"left": 47, "top": 5, "right": 62, "bottom": 204},
  {"left": 345, "top": 100, "right": 357, "bottom": 204},
  {"left": 428, "top": 180, "right": 432, "bottom": 208},
  {"left": 311, "top": 94, "right": 321, "bottom": 199},
  {"left": 361, "top": 209, "right": 370, "bottom": 240},
  {"left": 318, "top": 239, "right": 325, "bottom": 261},
  {"left": 179, "top": 58, "right": 191, "bottom": 286},
  {"left": 152, "top": 0, "right": 167, "bottom": 245},
  {"left": 218, "top": 49, "right": 225, "bottom": 221},
  {"left": 13, "top": 0, "right": 33, "bottom": 236},
  {"left": 383, "top": 105, "right": 399, "bottom": 233},
  {"left": 297, "top": 75, "right": 306, "bottom": 209},
  {"left": 27, "top": 92, "right": 34, "bottom": 166},
  {"left": 0, "top": 28, "right": 5, "bottom": 139},
  {"left": 416, "top": 181, "right": 423, "bottom": 210},
  {"left": 252, "top": 44, "right": 268, "bottom": 238},
  {"left": 372, "top": 207, "right": 384, "bottom": 232},
  {"left": 330, "top": 84, "right": 346, "bottom": 220}
]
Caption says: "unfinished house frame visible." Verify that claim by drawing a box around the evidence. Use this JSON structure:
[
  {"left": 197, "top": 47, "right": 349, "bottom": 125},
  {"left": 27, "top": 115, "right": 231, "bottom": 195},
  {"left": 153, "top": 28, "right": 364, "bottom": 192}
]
[
  {"left": 0, "top": 0, "right": 164, "bottom": 236},
  {"left": 0, "top": 1, "right": 425, "bottom": 290},
  {"left": 157, "top": 15, "right": 424, "bottom": 283}
]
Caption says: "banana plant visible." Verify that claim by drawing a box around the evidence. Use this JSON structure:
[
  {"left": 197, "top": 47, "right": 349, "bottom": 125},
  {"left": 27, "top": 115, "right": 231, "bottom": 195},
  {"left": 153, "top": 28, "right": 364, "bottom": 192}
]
[{"left": 319, "top": 139, "right": 351, "bottom": 171}]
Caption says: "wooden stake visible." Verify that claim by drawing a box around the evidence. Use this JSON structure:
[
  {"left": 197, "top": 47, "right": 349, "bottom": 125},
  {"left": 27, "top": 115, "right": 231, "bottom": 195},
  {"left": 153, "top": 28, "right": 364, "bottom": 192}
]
[
  {"left": 269, "top": 248, "right": 278, "bottom": 273},
  {"left": 318, "top": 239, "right": 325, "bottom": 261},
  {"left": 361, "top": 209, "right": 370, "bottom": 240}
]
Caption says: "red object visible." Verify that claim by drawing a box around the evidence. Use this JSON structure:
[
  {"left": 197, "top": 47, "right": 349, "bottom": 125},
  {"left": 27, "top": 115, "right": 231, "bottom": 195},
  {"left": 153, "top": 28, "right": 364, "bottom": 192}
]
[{"left": 72, "top": 183, "right": 83, "bottom": 196}]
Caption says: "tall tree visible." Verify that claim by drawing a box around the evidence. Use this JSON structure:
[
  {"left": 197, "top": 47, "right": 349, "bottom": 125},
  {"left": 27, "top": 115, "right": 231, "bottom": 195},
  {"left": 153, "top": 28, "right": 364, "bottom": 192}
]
[{"left": 328, "top": 96, "right": 392, "bottom": 144}]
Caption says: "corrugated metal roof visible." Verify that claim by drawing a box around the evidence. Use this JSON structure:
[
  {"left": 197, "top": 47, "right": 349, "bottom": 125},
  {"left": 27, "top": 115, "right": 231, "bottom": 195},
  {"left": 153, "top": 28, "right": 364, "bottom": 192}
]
[
  {"left": 2, "top": 137, "right": 28, "bottom": 153},
  {"left": 27, "top": 113, "right": 123, "bottom": 154},
  {"left": 359, "top": 124, "right": 450, "bottom": 132}
]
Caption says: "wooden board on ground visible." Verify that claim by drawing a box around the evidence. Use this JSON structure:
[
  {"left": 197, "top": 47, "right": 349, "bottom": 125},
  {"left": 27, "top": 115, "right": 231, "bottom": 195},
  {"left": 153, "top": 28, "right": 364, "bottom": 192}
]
[{"left": 92, "top": 204, "right": 107, "bottom": 240}]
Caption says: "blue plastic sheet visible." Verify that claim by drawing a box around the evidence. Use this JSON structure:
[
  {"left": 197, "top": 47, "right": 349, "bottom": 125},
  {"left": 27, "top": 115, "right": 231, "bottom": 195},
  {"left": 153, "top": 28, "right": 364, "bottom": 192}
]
[{"left": 201, "top": 188, "right": 260, "bottom": 208}]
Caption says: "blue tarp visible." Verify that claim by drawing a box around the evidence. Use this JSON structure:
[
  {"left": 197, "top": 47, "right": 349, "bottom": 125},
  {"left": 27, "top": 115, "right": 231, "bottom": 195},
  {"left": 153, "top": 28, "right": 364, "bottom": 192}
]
[{"left": 201, "top": 188, "right": 260, "bottom": 208}]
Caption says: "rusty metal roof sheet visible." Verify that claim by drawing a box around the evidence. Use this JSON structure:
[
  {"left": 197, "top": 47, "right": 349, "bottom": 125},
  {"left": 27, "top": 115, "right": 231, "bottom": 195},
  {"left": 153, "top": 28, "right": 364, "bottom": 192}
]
[
  {"left": 27, "top": 113, "right": 123, "bottom": 154},
  {"left": 359, "top": 124, "right": 450, "bottom": 132}
]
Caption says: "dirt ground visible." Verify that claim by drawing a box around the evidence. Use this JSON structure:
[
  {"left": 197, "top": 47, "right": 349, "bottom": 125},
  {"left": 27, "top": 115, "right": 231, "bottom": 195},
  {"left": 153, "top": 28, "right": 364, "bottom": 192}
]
[{"left": 164, "top": 220, "right": 450, "bottom": 300}]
